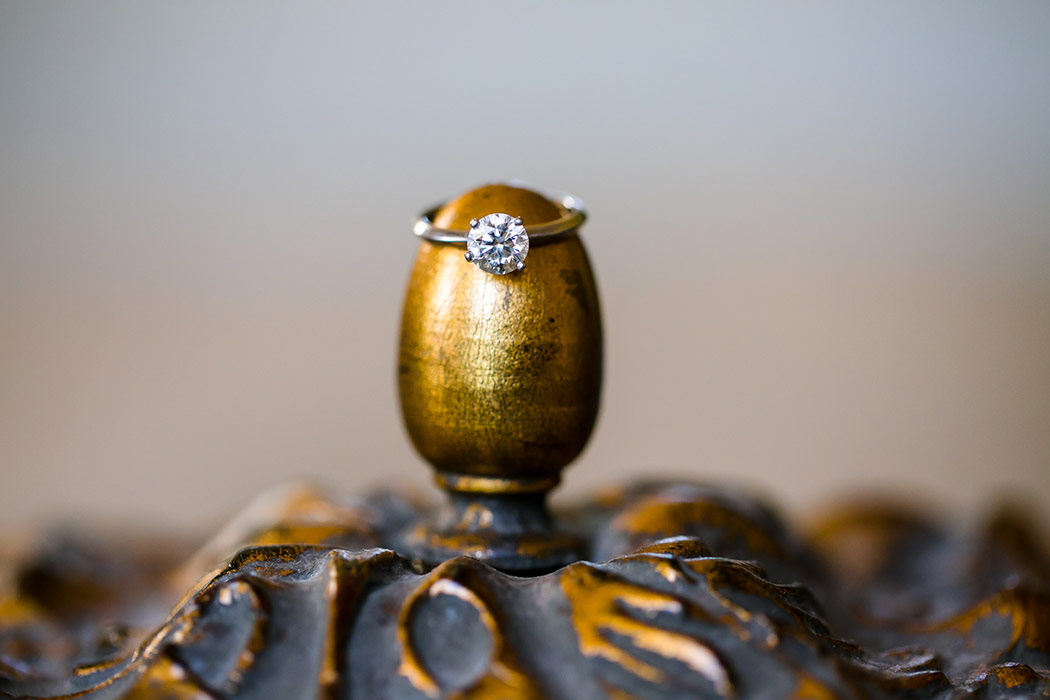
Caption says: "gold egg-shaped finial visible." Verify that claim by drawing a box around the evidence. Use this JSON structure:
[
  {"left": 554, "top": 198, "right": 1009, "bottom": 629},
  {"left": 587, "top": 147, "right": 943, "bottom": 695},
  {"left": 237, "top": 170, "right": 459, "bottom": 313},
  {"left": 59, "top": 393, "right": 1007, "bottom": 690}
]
[{"left": 397, "top": 182, "right": 601, "bottom": 570}]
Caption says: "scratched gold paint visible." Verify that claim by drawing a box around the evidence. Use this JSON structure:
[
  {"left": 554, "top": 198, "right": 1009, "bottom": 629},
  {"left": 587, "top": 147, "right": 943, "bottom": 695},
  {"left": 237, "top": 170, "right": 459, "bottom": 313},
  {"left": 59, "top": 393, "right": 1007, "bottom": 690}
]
[
  {"left": 561, "top": 563, "right": 734, "bottom": 696},
  {"left": 3, "top": 486, "right": 1050, "bottom": 697},
  {"left": 396, "top": 560, "right": 542, "bottom": 699}
]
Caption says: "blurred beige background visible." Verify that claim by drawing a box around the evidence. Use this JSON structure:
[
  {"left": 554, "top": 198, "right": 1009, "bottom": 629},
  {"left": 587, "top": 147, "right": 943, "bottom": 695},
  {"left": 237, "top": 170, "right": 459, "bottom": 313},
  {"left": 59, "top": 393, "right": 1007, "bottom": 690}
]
[{"left": 1, "top": 2, "right": 1048, "bottom": 537}]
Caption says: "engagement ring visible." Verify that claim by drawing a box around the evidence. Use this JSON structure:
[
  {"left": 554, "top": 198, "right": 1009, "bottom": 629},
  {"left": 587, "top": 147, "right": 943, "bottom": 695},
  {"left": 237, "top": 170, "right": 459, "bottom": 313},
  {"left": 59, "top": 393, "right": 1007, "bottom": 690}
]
[{"left": 413, "top": 186, "right": 585, "bottom": 275}]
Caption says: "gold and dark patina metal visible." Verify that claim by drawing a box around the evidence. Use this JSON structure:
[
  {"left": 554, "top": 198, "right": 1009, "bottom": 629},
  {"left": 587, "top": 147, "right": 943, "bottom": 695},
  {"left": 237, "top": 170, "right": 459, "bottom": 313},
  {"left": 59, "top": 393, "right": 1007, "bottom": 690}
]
[
  {"left": 1, "top": 183, "right": 1048, "bottom": 700},
  {"left": 398, "top": 182, "right": 601, "bottom": 572},
  {"left": 3, "top": 485, "right": 1049, "bottom": 699}
]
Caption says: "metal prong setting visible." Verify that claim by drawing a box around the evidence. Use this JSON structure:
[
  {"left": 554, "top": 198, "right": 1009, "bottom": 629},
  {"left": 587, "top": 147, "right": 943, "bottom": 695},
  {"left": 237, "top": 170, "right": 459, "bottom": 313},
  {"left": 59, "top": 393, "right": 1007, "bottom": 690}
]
[{"left": 463, "top": 212, "right": 530, "bottom": 276}]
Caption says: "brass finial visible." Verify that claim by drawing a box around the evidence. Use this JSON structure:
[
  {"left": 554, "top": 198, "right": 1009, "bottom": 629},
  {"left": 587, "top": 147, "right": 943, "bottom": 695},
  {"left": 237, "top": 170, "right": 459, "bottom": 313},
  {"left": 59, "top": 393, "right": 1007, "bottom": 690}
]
[{"left": 398, "top": 182, "right": 602, "bottom": 571}]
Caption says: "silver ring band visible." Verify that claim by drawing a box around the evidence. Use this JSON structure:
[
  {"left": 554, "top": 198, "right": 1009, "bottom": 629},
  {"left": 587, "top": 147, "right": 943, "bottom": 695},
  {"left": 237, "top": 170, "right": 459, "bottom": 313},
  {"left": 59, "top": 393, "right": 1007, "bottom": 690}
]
[{"left": 413, "top": 188, "right": 586, "bottom": 246}]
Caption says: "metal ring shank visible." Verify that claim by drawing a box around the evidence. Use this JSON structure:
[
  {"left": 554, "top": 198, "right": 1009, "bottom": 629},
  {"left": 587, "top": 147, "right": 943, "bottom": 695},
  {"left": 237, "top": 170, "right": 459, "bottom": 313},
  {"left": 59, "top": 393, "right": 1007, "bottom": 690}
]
[{"left": 413, "top": 188, "right": 586, "bottom": 245}]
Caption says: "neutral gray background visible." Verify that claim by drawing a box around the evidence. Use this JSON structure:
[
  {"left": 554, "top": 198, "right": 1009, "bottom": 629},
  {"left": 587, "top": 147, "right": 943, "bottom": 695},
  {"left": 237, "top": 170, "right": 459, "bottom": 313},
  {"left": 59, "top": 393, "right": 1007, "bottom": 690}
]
[{"left": 1, "top": 2, "right": 1048, "bottom": 537}]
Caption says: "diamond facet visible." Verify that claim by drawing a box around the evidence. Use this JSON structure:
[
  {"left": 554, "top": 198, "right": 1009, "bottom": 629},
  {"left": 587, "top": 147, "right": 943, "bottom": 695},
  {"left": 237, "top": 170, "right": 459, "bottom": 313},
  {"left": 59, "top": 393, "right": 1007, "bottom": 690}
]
[{"left": 466, "top": 213, "right": 529, "bottom": 275}]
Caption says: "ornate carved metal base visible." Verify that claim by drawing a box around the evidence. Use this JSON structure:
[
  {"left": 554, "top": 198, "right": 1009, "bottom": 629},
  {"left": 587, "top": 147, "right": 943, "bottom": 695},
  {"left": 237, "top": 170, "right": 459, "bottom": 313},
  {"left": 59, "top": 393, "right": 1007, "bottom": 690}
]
[{"left": 2, "top": 482, "right": 1048, "bottom": 699}]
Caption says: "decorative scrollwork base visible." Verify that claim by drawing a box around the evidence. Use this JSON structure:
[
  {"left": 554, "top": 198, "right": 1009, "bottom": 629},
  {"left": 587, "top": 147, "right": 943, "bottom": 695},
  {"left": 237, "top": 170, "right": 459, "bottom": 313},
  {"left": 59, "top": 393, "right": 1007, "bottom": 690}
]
[{"left": 1, "top": 482, "right": 1047, "bottom": 699}]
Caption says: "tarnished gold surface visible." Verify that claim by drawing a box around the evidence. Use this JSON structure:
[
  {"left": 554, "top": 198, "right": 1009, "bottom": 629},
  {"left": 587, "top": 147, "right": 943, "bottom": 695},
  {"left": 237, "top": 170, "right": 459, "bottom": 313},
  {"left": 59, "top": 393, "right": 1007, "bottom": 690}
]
[
  {"left": 562, "top": 561, "right": 734, "bottom": 694},
  {"left": 396, "top": 559, "right": 541, "bottom": 699},
  {"left": 398, "top": 183, "right": 602, "bottom": 488},
  {"left": 3, "top": 483, "right": 1049, "bottom": 699}
]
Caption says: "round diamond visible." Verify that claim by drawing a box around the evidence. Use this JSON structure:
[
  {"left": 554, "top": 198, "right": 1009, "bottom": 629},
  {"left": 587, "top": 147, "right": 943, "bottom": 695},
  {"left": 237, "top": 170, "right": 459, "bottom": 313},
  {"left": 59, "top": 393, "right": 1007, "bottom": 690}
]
[{"left": 467, "top": 213, "right": 529, "bottom": 275}]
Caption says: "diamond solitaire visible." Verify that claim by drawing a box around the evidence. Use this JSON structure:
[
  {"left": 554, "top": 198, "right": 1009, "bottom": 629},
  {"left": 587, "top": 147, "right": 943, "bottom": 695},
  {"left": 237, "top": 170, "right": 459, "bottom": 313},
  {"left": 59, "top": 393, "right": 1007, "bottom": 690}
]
[{"left": 465, "top": 213, "right": 529, "bottom": 275}]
